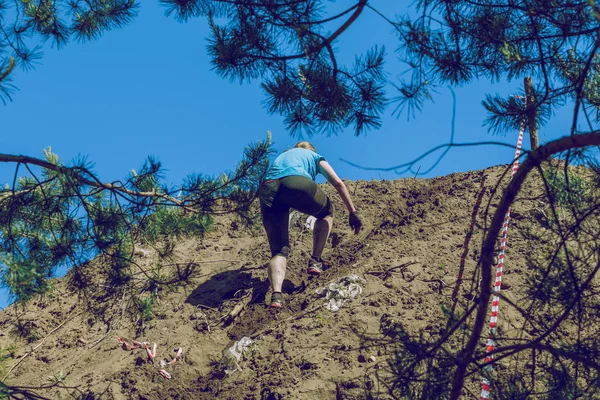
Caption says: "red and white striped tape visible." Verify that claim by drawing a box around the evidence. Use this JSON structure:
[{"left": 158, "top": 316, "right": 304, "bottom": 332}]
[{"left": 480, "top": 123, "right": 525, "bottom": 400}]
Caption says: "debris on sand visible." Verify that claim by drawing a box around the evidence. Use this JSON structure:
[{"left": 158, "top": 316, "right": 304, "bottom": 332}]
[
  {"left": 220, "top": 336, "right": 254, "bottom": 375},
  {"left": 160, "top": 347, "right": 183, "bottom": 367},
  {"left": 159, "top": 369, "right": 172, "bottom": 379},
  {"left": 118, "top": 338, "right": 183, "bottom": 379},
  {"left": 315, "top": 274, "right": 364, "bottom": 311}
]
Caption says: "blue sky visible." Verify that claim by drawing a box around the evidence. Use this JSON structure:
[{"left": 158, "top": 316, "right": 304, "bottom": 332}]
[{"left": 0, "top": 2, "right": 581, "bottom": 307}]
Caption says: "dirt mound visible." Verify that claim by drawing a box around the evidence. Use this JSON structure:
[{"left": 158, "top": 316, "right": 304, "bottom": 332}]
[{"left": 0, "top": 165, "right": 547, "bottom": 399}]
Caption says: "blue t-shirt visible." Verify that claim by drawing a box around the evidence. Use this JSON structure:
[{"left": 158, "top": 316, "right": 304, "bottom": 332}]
[{"left": 265, "top": 148, "right": 325, "bottom": 181}]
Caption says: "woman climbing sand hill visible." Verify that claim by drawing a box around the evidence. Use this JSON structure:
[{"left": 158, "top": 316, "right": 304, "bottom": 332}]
[{"left": 258, "top": 141, "right": 363, "bottom": 308}]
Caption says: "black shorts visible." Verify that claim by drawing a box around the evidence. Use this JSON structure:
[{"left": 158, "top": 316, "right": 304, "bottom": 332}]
[{"left": 258, "top": 175, "right": 333, "bottom": 257}]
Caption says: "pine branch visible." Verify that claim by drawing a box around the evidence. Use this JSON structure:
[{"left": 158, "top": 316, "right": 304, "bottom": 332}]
[
  {"left": 0, "top": 138, "right": 271, "bottom": 302},
  {"left": 0, "top": 153, "right": 190, "bottom": 210}
]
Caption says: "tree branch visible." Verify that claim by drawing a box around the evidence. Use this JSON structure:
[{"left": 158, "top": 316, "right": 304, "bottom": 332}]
[
  {"left": 449, "top": 131, "right": 600, "bottom": 400},
  {"left": 0, "top": 153, "right": 193, "bottom": 211}
]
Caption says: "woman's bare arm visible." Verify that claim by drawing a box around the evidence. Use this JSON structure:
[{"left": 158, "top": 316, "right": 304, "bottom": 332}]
[{"left": 318, "top": 160, "right": 356, "bottom": 213}]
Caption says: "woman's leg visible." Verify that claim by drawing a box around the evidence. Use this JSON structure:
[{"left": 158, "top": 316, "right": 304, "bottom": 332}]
[
  {"left": 260, "top": 197, "right": 290, "bottom": 295},
  {"left": 312, "top": 214, "right": 333, "bottom": 260},
  {"left": 268, "top": 255, "right": 287, "bottom": 293}
]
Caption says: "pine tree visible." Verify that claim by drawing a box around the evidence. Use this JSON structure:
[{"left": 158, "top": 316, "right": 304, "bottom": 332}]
[
  {"left": 4, "top": 2, "right": 600, "bottom": 136},
  {"left": 394, "top": 0, "right": 600, "bottom": 136},
  {"left": 4, "top": 2, "right": 600, "bottom": 397},
  {"left": 388, "top": 3, "right": 600, "bottom": 398},
  {"left": 159, "top": 0, "right": 387, "bottom": 136},
  {"left": 157, "top": 0, "right": 600, "bottom": 137},
  {"left": 0, "top": 137, "right": 272, "bottom": 304},
  {"left": 0, "top": 0, "right": 139, "bottom": 104}
]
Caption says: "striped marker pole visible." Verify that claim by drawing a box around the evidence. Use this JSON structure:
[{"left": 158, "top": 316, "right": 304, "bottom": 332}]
[{"left": 480, "top": 123, "right": 525, "bottom": 400}]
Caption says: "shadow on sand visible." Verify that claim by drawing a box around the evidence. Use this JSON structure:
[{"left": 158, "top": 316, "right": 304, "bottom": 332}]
[{"left": 185, "top": 264, "right": 303, "bottom": 309}]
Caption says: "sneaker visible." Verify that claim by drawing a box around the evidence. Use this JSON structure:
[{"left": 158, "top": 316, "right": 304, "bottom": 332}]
[
  {"left": 307, "top": 257, "right": 330, "bottom": 276},
  {"left": 270, "top": 292, "right": 283, "bottom": 308}
]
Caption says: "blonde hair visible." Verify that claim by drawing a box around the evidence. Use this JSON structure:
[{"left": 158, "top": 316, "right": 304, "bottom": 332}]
[{"left": 294, "top": 141, "right": 316, "bottom": 152}]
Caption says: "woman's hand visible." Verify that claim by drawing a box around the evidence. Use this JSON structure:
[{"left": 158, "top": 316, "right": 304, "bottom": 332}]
[{"left": 349, "top": 211, "right": 363, "bottom": 234}]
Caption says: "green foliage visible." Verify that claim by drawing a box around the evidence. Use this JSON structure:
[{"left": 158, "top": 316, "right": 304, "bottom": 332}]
[
  {"left": 46, "top": 371, "right": 66, "bottom": 383},
  {"left": 11, "top": 319, "right": 39, "bottom": 343},
  {"left": 543, "top": 165, "right": 592, "bottom": 207},
  {"left": 104, "top": 239, "right": 134, "bottom": 290},
  {"left": 440, "top": 303, "right": 463, "bottom": 329},
  {"left": 140, "top": 204, "right": 212, "bottom": 243},
  {"left": 0, "top": 57, "right": 15, "bottom": 105},
  {"left": 1, "top": 1, "right": 389, "bottom": 135},
  {"left": 507, "top": 158, "right": 600, "bottom": 399},
  {"left": 488, "top": 371, "right": 531, "bottom": 400},
  {"left": 395, "top": 0, "right": 600, "bottom": 133},
  {"left": 0, "top": 138, "right": 272, "bottom": 303},
  {"left": 164, "top": 1, "right": 388, "bottom": 136},
  {"left": 543, "top": 365, "right": 583, "bottom": 400},
  {"left": 0, "top": 345, "right": 16, "bottom": 378},
  {"left": 381, "top": 312, "right": 455, "bottom": 399},
  {"left": 145, "top": 262, "right": 175, "bottom": 298},
  {"left": 158, "top": 1, "right": 600, "bottom": 134},
  {"left": 387, "top": 331, "right": 454, "bottom": 399},
  {"left": 5, "top": 1, "right": 600, "bottom": 136},
  {"left": 0, "top": 1, "right": 139, "bottom": 103},
  {"left": 0, "top": 254, "right": 53, "bottom": 302},
  {"left": 525, "top": 251, "right": 575, "bottom": 309},
  {"left": 136, "top": 294, "right": 155, "bottom": 321}
]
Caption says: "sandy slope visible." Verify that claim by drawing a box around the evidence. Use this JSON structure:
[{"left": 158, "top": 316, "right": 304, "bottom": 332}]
[{"left": 0, "top": 164, "right": 544, "bottom": 399}]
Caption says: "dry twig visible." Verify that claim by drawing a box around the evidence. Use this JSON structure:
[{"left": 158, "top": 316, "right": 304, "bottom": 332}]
[
  {"left": 422, "top": 278, "right": 449, "bottom": 294},
  {"left": 88, "top": 325, "right": 112, "bottom": 349},
  {"left": 365, "top": 261, "right": 418, "bottom": 281},
  {"left": 197, "top": 309, "right": 211, "bottom": 333},
  {"left": 223, "top": 291, "right": 254, "bottom": 325}
]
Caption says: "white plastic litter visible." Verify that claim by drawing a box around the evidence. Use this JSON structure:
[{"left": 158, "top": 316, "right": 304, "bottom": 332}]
[
  {"left": 315, "top": 274, "right": 364, "bottom": 311},
  {"left": 289, "top": 211, "right": 317, "bottom": 231},
  {"left": 305, "top": 216, "right": 317, "bottom": 230},
  {"left": 221, "top": 336, "right": 254, "bottom": 374},
  {"left": 288, "top": 210, "right": 302, "bottom": 226},
  {"left": 134, "top": 247, "right": 151, "bottom": 257}
]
